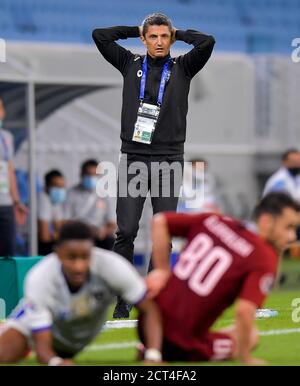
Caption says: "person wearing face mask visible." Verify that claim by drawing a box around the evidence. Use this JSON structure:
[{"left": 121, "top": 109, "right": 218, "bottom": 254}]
[
  {"left": 65, "top": 159, "right": 116, "bottom": 251},
  {"left": 178, "top": 158, "right": 222, "bottom": 214},
  {"left": 262, "top": 148, "right": 300, "bottom": 256},
  {"left": 38, "top": 170, "right": 67, "bottom": 255},
  {"left": 0, "top": 98, "right": 28, "bottom": 257},
  {"left": 263, "top": 149, "right": 300, "bottom": 203}
]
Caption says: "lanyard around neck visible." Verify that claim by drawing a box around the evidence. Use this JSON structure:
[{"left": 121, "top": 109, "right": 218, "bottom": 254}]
[{"left": 139, "top": 56, "right": 172, "bottom": 106}]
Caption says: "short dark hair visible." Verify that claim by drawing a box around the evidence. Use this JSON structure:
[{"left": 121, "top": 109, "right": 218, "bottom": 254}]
[
  {"left": 45, "top": 169, "right": 64, "bottom": 188},
  {"left": 81, "top": 159, "right": 98, "bottom": 176},
  {"left": 57, "top": 220, "right": 94, "bottom": 245},
  {"left": 142, "top": 13, "right": 172, "bottom": 36},
  {"left": 253, "top": 192, "right": 300, "bottom": 220},
  {"left": 282, "top": 148, "right": 300, "bottom": 161}
]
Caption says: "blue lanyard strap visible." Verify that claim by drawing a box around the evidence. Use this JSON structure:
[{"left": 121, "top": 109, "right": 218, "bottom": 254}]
[
  {"left": 139, "top": 56, "right": 172, "bottom": 106},
  {"left": 0, "top": 132, "right": 9, "bottom": 161}
]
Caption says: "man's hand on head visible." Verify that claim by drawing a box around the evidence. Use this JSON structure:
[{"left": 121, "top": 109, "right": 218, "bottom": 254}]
[{"left": 171, "top": 28, "right": 177, "bottom": 44}]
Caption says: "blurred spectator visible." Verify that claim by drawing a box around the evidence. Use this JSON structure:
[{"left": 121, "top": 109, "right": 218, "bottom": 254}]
[
  {"left": 65, "top": 159, "right": 116, "bottom": 250},
  {"left": 262, "top": 148, "right": 300, "bottom": 258},
  {"left": 38, "top": 170, "right": 66, "bottom": 255},
  {"left": 178, "top": 158, "right": 222, "bottom": 213},
  {"left": 0, "top": 98, "right": 27, "bottom": 257},
  {"left": 14, "top": 169, "right": 43, "bottom": 256},
  {"left": 263, "top": 148, "right": 300, "bottom": 202}
]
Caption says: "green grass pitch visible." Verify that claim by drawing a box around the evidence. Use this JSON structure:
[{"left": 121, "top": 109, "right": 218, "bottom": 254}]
[{"left": 14, "top": 289, "right": 300, "bottom": 366}]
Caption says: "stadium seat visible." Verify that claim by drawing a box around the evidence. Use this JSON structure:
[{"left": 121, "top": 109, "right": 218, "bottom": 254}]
[{"left": 0, "top": 0, "right": 297, "bottom": 53}]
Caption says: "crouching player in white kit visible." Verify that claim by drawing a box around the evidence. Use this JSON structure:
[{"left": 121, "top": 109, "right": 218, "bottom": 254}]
[{"left": 0, "top": 221, "right": 162, "bottom": 365}]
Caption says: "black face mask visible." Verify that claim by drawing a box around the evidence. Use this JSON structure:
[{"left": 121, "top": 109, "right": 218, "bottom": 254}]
[{"left": 288, "top": 167, "right": 300, "bottom": 177}]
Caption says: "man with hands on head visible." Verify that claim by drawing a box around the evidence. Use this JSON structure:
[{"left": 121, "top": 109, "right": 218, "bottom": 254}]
[{"left": 93, "top": 13, "right": 215, "bottom": 318}]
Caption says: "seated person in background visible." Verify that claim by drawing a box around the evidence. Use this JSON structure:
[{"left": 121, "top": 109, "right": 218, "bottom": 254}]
[
  {"left": 38, "top": 170, "right": 66, "bottom": 255},
  {"left": 178, "top": 158, "right": 222, "bottom": 214},
  {"left": 0, "top": 221, "right": 162, "bottom": 365},
  {"left": 65, "top": 159, "right": 116, "bottom": 250},
  {"left": 263, "top": 148, "right": 300, "bottom": 202},
  {"left": 263, "top": 148, "right": 300, "bottom": 257}
]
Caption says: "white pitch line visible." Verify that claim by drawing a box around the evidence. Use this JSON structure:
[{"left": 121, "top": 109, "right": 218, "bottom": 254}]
[
  {"left": 86, "top": 341, "right": 139, "bottom": 352},
  {"left": 102, "top": 320, "right": 137, "bottom": 330},
  {"left": 85, "top": 327, "right": 300, "bottom": 353},
  {"left": 102, "top": 320, "right": 300, "bottom": 337},
  {"left": 259, "top": 328, "right": 300, "bottom": 336}
]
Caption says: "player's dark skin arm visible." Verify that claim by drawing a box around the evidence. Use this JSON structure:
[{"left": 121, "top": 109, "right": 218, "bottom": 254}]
[
  {"left": 136, "top": 298, "right": 163, "bottom": 357},
  {"left": 38, "top": 220, "right": 53, "bottom": 242},
  {"left": 33, "top": 330, "right": 73, "bottom": 366}
]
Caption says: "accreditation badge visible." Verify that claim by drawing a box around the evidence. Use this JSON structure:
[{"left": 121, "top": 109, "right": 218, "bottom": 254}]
[
  {"left": 132, "top": 103, "right": 160, "bottom": 145},
  {"left": 0, "top": 160, "right": 9, "bottom": 195}
]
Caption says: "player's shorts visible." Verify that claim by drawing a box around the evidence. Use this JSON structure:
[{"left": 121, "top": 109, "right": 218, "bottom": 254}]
[
  {"left": 3, "top": 318, "right": 79, "bottom": 359},
  {"left": 162, "top": 332, "right": 235, "bottom": 362}
]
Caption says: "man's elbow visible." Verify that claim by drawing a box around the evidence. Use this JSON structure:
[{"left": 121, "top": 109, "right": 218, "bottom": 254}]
[
  {"left": 206, "top": 35, "right": 216, "bottom": 48},
  {"left": 92, "top": 29, "right": 99, "bottom": 41},
  {"left": 208, "top": 35, "right": 216, "bottom": 44},
  {"left": 92, "top": 28, "right": 105, "bottom": 43}
]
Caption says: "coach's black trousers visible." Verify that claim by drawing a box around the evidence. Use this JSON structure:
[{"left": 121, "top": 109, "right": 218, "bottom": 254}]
[
  {"left": 0, "top": 206, "right": 16, "bottom": 257},
  {"left": 113, "top": 153, "right": 183, "bottom": 266}
]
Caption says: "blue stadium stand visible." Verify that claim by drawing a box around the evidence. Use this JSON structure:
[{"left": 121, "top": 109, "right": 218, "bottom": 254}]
[{"left": 0, "top": 0, "right": 298, "bottom": 53}]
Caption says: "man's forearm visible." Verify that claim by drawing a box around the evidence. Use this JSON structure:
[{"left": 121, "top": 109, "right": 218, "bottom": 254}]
[
  {"left": 36, "top": 347, "right": 58, "bottom": 365},
  {"left": 235, "top": 302, "right": 256, "bottom": 363},
  {"left": 8, "top": 161, "right": 20, "bottom": 203},
  {"left": 175, "top": 29, "right": 215, "bottom": 78},
  {"left": 175, "top": 29, "right": 215, "bottom": 48},
  {"left": 138, "top": 299, "right": 163, "bottom": 356},
  {"left": 33, "top": 331, "right": 59, "bottom": 365},
  {"left": 92, "top": 26, "right": 140, "bottom": 45},
  {"left": 92, "top": 26, "right": 139, "bottom": 74}
]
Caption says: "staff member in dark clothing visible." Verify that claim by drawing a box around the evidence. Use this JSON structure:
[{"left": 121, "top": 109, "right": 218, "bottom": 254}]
[{"left": 93, "top": 13, "right": 215, "bottom": 317}]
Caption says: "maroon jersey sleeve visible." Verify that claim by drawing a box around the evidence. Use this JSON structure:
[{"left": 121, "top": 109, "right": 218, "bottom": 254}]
[
  {"left": 164, "top": 212, "right": 207, "bottom": 238},
  {"left": 238, "top": 246, "right": 277, "bottom": 308}
]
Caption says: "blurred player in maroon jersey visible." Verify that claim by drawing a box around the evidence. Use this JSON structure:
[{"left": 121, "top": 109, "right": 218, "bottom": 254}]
[{"left": 140, "top": 192, "right": 300, "bottom": 365}]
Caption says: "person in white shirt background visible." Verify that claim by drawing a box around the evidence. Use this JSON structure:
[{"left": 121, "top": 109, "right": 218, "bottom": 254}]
[
  {"left": 65, "top": 159, "right": 116, "bottom": 251},
  {"left": 263, "top": 148, "right": 300, "bottom": 203},
  {"left": 38, "top": 170, "right": 67, "bottom": 255},
  {"left": 263, "top": 148, "right": 300, "bottom": 256},
  {"left": 178, "top": 158, "right": 222, "bottom": 214}
]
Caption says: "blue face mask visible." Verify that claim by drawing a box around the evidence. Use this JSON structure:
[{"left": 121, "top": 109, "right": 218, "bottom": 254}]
[
  {"left": 49, "top": 187, "right": 67, "bottom": 204},
  {"left": 82, "top": 175, "right": 97, "bottom": 191}
]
